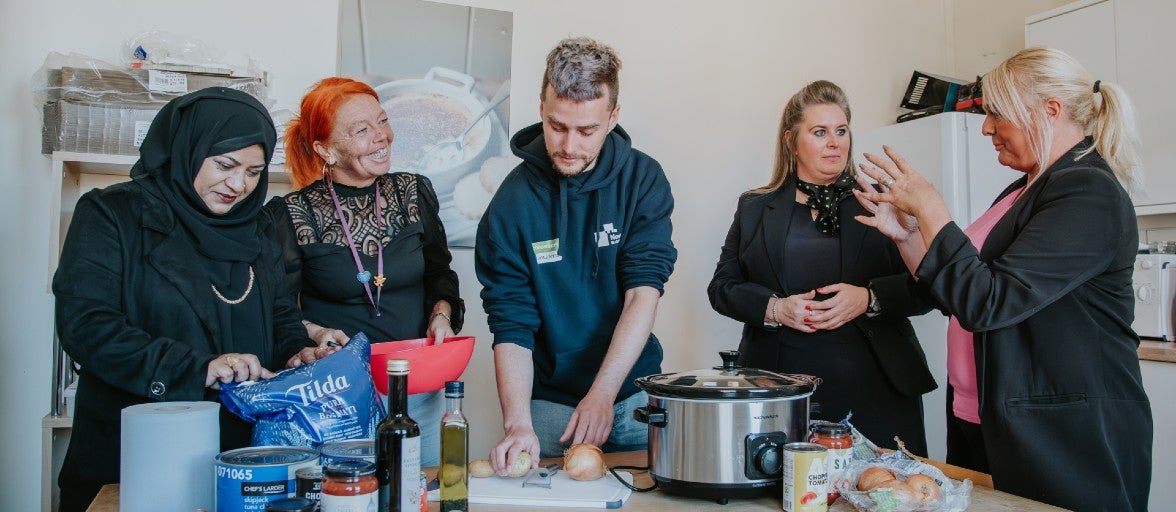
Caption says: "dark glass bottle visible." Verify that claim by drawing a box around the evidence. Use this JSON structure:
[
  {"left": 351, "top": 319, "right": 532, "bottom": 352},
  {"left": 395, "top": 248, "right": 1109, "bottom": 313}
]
[
  {"left": 439, "top": 381, "right": 469, "bottom": 512},
  {"left": 376, "top": 359, "right": 421, "bottom": 512}
]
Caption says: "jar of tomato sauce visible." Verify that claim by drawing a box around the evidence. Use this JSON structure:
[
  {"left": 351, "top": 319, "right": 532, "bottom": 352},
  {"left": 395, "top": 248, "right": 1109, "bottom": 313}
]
[
  {"left": 321, "top": 460, "right": 378, "bottom": 512},
  {"left": 809, "top": 421, "right": 853, "bottom": 504}
]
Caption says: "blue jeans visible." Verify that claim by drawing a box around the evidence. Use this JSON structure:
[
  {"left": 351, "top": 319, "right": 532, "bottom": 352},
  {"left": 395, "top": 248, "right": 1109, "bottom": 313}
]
[
  {"left": 383, "top": 389, "right": 443, "bottom": 467},
  {"left": 530, "top": 391, "right": 649, "bottom": 458}
]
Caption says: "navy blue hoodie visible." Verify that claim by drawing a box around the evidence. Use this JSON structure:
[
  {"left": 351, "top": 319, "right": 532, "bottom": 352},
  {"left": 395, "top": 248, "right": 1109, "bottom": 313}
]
[{"left": 475, "top": 122, "right": 677, "bottom": 407}]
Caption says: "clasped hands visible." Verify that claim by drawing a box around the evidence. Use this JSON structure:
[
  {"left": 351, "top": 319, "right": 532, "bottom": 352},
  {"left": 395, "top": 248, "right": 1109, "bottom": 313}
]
[{"left": 769, "top": 284, "right": 870, "bottom": 332}]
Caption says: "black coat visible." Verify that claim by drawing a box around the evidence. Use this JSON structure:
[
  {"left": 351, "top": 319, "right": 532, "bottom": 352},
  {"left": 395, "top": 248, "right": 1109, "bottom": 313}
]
[
  {"left": 52, "top": 181, "right": 312, "bottom": 495},
  {"left": 708, "top": 181, "right": 937, "bottom": 401},
  {"left": 917, "top": 141, "right": 1151, "bottom": 511}
]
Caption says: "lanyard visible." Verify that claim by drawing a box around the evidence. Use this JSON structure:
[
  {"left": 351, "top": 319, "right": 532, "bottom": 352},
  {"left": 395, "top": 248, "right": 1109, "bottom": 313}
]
[{"left": 326, "top": 175, "right": 384, "bottom": 317}]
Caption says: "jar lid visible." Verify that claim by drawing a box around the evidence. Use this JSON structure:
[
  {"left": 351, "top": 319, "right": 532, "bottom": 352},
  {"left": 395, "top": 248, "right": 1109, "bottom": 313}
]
[
  {"left": 325, "top": 459, "right": 376, "bottom": 478},
  {"left": 809, "top": 420, "right": 851, "bottom": 436},
  {"left": 265, "top": 497, "right": 317, "bottom": 512},
  {"left": 635, "top": 351, "right": 820, "bottom": 399}
]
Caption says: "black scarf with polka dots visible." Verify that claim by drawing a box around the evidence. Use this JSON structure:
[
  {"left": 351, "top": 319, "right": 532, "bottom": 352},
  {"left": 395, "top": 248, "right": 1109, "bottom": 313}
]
[{"left": 795, "top": 171, "right": 855, "bottom": 235}]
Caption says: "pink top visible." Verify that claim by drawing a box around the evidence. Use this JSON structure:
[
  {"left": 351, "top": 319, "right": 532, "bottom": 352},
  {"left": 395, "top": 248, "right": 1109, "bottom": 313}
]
[{"left": 946, "top": 187, "right": 1024, "bottom": 424}]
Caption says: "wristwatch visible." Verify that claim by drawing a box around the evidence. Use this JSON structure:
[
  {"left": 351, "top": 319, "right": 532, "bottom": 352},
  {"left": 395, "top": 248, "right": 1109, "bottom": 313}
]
[{"left": 865, "top": 284, "right": 882, "bottom": 318}]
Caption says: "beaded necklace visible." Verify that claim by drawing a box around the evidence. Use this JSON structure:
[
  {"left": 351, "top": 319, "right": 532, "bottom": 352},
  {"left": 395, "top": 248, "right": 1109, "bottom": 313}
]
[{"left": 326, "top": 175, "right": 384, "bottom": 317}]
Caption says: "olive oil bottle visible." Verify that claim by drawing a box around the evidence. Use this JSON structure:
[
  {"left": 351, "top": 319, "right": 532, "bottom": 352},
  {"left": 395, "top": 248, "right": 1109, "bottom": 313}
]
[
  {"left": 439, "top": 380, "right": 469, "bottom": 512},
  {"left": 376, "top": 359, "right": 420, "bottom": 512}
]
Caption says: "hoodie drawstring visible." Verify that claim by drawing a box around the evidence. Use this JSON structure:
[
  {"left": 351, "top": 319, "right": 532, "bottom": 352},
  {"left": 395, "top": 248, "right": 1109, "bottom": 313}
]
[
  {"left": 591, "top": 191, "right": 601, "bottom": 278},
  {"left": 558, "top": 179, "right": 569, "bottom": 264}
]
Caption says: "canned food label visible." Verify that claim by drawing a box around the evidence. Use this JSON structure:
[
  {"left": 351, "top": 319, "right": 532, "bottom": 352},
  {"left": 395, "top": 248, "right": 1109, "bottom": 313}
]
[
  {"left": 783, "top": 444, "right": 828, "bottom": 512},
  {"left": 215, "top": 447, "right": 318, "bottom": 512}
]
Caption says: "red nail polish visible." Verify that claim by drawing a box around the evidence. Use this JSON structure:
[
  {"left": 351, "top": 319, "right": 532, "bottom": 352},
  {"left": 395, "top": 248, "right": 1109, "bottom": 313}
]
[
  {"left": 805, "top": 305, "right": 812, "bottom": 311},
  {"left": 804, "top": 317, "right": 810, "bottom": 323}
]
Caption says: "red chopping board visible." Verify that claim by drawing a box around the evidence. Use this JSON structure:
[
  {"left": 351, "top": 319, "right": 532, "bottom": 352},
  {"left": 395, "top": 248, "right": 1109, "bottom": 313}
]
[{"left": 427, "top": 471, "right": 634, "bottom": 508}]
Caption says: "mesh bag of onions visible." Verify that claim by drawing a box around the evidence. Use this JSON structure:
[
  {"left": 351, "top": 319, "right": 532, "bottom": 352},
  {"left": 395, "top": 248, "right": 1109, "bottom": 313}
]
[{"left": 836, "top": 449, "right": 973, "bottom": 512}]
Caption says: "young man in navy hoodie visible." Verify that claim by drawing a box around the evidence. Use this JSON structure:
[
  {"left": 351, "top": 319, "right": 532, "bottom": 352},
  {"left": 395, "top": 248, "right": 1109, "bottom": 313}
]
[{"left": 475, "top": 37, "right": 677, "bottom": 475}]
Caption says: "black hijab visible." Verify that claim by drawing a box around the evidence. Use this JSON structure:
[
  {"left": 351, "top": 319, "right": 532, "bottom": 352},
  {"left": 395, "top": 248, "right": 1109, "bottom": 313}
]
[{"left": 131, "top": 87, "right": 276, "bottom": 262}]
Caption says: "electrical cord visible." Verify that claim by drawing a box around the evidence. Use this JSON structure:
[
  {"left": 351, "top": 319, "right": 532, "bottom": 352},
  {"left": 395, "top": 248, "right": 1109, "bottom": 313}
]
[{"left": 609, "top": 464, "right": 658, "bottom": 492}]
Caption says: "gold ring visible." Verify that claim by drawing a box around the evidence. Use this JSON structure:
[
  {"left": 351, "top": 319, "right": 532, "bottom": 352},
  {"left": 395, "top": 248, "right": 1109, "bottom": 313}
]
[{"left": 225, "top": 356, "right": 240, "bottom": 367}]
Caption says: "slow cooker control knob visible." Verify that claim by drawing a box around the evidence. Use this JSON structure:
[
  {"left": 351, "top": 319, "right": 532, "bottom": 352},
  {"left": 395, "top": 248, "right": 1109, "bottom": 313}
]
[{"left": 753, "top": 441, "right": 782, "bottom": 476}]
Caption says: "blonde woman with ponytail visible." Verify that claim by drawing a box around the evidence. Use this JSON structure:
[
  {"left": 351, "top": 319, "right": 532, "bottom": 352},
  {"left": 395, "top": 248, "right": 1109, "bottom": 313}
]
[{"left": 854, "top": 46, "right": 1151, "bottom": 511}]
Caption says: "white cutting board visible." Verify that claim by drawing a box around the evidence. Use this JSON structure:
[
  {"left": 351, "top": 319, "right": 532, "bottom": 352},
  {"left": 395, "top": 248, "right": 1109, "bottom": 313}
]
[{"left": 427, "top": 472, "right": 634, "bottom": 508}]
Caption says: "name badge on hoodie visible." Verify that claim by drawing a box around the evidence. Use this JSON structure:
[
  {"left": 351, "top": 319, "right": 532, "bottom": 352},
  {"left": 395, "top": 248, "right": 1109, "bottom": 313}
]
[{"left": 532, "top": 238, "right": 563, "bottom": 264}]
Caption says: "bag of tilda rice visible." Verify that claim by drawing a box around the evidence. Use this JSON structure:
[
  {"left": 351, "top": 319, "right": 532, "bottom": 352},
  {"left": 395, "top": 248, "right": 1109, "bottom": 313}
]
[{"left": 221, "top": 332, "right": 385, "bottom": 447}]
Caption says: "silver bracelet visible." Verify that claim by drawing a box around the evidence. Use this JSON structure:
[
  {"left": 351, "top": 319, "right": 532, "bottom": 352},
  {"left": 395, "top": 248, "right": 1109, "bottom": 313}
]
[{"left": 430, "top": 311, "right": 451, "bottom": 324}]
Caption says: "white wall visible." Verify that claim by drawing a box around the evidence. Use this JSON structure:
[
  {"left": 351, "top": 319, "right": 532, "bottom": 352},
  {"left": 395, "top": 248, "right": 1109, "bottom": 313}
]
[{"left": 0, "top": 1, "right": 339, "bottom": 510}]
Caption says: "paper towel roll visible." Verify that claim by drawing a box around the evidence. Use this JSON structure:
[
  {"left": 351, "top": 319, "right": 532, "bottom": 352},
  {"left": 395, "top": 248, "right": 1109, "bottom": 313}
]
[{"left": 120, "top": 401, "right": 220, "bottom": 512}]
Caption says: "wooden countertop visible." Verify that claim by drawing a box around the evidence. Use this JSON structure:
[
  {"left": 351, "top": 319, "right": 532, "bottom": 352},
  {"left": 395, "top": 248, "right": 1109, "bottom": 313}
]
[
  {"left": 1140, "top": 340, "right": 1176, "bottom": 363},
  {"left": 89, "top": 450, "right": 1064, "bottom": 511}
]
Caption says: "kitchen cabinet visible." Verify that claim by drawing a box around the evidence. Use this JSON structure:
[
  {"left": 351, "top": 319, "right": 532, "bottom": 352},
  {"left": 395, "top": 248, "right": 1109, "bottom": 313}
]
[
  {"left": 41, "top": 151, "right": 292, "bottom": 512},
  {"left": 1026, "top": 0, "right": 1176, "bottom": 213}
]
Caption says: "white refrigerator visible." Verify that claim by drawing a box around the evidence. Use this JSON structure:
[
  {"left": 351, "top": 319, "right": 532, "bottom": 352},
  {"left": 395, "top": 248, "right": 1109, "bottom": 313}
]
[{"left": 852, "top": 112, "right": 1021, "bottom": 461}]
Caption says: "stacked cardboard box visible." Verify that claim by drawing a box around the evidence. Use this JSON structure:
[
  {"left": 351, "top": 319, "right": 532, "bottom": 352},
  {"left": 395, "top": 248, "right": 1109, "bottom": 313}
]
[{"left": 41, "top": 66, "right": 266, "bottom": 155}]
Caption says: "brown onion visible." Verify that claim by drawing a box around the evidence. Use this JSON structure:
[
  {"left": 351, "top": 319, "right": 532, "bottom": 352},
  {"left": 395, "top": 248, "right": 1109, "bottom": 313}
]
[{"left": 563, "top": 443, "right": 608, "bottom": 481}]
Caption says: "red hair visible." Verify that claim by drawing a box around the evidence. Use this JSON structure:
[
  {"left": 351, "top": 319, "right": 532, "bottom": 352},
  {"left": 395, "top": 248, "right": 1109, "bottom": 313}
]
[{"left": 285, "top": 77, "right": 380, "bottom": 189}]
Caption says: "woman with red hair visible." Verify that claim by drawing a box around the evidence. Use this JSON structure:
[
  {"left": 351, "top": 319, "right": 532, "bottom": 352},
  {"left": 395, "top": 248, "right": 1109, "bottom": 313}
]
[{"left": 265, "top": 77, "right": 464, "bottom": 465}]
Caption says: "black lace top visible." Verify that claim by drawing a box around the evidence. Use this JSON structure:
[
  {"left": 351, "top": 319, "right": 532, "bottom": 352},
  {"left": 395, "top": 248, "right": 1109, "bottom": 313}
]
[{"left": 265, "top": 173, "right": 464, "bottom": 341}]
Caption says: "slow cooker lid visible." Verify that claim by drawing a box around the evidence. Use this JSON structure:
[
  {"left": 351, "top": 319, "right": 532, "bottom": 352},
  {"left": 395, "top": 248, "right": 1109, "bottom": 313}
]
[{"left": 636, "top": 351, "right": 819, "bottom": 399}]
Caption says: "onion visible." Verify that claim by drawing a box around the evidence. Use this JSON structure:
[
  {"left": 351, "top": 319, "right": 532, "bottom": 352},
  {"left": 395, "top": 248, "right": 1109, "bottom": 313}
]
[
  {"left": 906, "top": 474, "right": 941, "bottom": 501},
  {"left": 857, "top": 466, "right": 897, "bottom": 491},
  {"left": 562, "top": 443, "right": 608, "bottom": 481}
]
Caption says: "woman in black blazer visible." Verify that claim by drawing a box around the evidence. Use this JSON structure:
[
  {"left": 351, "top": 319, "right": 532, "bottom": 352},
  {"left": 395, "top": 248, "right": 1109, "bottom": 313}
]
[
  {"left": 855, "top": 47, "right": 1152, "bottom": 511},
  {"left": 708, "top": 80, "right": 937, "bottom": 455},
  {"left": 52, "top": 88, "right": 318, "bottom": 511}
]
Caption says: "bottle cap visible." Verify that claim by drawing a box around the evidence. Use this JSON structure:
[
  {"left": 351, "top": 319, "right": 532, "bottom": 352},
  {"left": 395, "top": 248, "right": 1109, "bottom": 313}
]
[
  {"left": 445, "top": 380, "right": 464, "bottom": 396},
  {"left": 386, "top": 359, "right": 409, "bottom": 374}
]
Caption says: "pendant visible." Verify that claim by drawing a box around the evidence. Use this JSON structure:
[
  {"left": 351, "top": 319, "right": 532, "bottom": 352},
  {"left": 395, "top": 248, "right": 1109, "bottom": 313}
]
[
  {"left": 373, "top": 274, "right": 386, "bottom": 287},
  {"left": 357, "top": 271, "right": 372, "bottom": 284}
]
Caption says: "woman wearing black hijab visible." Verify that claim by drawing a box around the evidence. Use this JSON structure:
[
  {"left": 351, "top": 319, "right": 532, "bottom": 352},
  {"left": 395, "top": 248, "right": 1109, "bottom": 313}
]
[{"left": 52, "top": 87, "right": 316, "bottom": 511}]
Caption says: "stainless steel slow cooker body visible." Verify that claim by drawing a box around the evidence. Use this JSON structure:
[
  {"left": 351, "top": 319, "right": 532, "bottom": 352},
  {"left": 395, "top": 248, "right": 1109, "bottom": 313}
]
[{"left": 634, "top": 351, "right": 819, "bottom": 502}]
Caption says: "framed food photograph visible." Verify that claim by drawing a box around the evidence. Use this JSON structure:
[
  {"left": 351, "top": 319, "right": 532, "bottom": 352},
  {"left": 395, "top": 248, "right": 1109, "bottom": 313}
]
[{"left": 339, "top": 0, "right": 516, "bottom": 246}]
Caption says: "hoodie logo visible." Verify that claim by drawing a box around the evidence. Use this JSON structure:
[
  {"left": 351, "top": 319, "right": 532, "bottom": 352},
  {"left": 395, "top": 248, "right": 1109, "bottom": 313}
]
[
  {"left": 532, "top": 238, "right": 563, "bottom": 264},
  {"left": 595, "top": 223, "right": 621, "bottom": 248}
]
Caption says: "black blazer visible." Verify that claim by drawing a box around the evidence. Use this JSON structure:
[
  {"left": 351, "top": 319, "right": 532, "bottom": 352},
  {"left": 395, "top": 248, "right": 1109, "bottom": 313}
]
[
  {"left": 52, "top": 181, "right": 312, "bottom": 492},
  {"left": 708, "top": 181, "right": 936, "bottom": 398},
  {"left": 917, "top": 141, "right": 1151, "bottom": 511}
]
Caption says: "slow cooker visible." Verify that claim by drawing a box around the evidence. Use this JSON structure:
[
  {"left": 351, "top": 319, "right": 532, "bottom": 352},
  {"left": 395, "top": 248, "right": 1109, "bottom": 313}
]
[{"left": 634, "top": 351, "right": 819, "bottom": 503}]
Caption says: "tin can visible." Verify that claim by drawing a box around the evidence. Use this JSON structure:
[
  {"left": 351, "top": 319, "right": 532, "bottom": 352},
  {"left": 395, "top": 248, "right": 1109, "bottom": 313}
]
[
  {"left": 295, "top": 465, "right": 323, "bottom": 504},
  {"left": 215, "top": 446, "right": 320, "bottom": 512},
  {"left": 808, "top": 422, "right": 852, "bottom": 504},
  {"left": 319, "top": 438, "right": 376, "bottom": 466},
  {"left": 782, "top": 442, "right": 828, "bottom": 512}
]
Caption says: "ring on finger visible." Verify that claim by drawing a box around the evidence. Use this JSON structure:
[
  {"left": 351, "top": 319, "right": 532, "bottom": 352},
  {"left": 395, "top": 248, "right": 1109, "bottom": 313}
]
[
  {"left": 882, "top": 177, "right": 895, "bottom": 187},
  {"left": 225, "top": 356, "right": 240, "bottom": 367}
]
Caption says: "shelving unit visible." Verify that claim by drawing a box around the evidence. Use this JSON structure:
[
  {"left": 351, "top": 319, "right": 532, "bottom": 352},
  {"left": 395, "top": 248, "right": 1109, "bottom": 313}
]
[{"left": 41, "top": 151, "right": 292, "bottom": 512}]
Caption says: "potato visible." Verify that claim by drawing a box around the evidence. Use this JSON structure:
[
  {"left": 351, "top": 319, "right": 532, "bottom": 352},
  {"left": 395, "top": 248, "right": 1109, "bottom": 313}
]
[
  {"left": 469, "top": 459, "right": 495, "bottom": 478},
  {"left": 506, "top": 450, "right": 533, "bottom": 477},
  {"left": 467, "top": 451, "right": 534, "bottom": 478}
]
